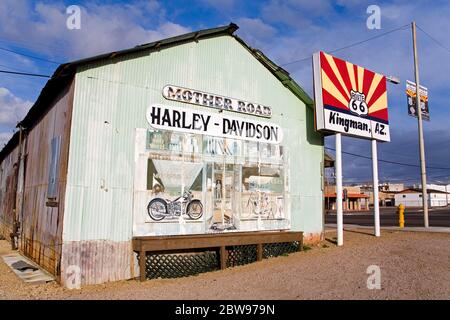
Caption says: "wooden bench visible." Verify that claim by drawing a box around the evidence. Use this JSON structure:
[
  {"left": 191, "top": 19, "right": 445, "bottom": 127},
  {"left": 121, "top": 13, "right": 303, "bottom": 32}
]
[{"left": 133, "top": 231, "right": 303, "bottom": 281}]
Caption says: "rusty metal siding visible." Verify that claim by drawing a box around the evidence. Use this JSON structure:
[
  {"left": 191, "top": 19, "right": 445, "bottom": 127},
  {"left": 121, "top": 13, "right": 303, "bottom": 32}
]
[
  {"left": 60, "top": 240, "right": 132, "bottom": 286},
  {"left": 12, "top": 79, "right": 75, "bottom": 277},
  {"left": 0, "top": 147, "right": 19, "bottom": 238},
  {"left": 60, "top": 68, "right": 136, "bottom": 284}
]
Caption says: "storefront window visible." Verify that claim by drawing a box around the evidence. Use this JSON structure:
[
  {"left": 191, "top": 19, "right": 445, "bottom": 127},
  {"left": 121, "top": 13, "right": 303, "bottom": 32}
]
[
  {"left": 203, "top": 137, "right": 241, "bottom": 157},
  {"left": 139, "top": 127, "right": 289, "bottom": 234},
  {"left": 240, "top": 163, "right": 284, "bottom": 220}
]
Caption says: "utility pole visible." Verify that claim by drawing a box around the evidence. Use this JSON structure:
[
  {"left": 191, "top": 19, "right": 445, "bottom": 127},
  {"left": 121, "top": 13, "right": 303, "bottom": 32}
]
[{"left": 412, "top": 21, "right": 429, "bottom": 227}]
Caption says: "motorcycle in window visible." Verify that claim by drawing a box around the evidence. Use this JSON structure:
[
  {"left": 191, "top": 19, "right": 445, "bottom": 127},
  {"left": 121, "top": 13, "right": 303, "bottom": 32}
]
[{"left": 147, "top": 190, "right": 203, "bottom": 221}]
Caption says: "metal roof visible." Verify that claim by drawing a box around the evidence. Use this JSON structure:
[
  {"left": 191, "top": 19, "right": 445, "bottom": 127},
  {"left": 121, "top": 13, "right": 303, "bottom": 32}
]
[
  {"left": 398, "top": 188, "right": 449, "bottom": 194},
  {"left": 325, "top": 193, "right": 370, "bottom": 199},
  {"left": 0, "top": 22, "right": 315, "bottom": 162},
  {"left": 324, "top": 151, "right": 335, "bottom": 168}
]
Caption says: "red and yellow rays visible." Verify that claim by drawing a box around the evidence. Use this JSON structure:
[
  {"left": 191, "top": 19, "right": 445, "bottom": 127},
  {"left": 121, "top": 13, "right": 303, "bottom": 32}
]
[{"left": 320, "top": 51, "right": 389, "bottom": 122}]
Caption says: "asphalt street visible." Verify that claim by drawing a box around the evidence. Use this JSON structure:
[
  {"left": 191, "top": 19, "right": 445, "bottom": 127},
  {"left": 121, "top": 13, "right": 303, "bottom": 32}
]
[{"left": 325, "top": 206, "right": 450, "bottom": 227}]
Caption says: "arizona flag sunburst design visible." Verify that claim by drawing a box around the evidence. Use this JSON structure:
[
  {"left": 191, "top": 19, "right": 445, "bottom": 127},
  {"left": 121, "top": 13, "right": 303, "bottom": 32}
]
[{"left": 313, "top": 51, "right": 390, "bottom": 142}]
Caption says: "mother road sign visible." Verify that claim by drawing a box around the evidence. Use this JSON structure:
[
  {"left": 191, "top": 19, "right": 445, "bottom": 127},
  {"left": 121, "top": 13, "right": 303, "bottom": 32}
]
[{"left": 313, "top": 51, "right": 390, "bottom": 142}]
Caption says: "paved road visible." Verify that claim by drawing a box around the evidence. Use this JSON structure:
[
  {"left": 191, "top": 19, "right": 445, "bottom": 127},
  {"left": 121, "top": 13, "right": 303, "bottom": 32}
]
[{"left": 325, "top": 206, "right": 450, "bottom": 227}]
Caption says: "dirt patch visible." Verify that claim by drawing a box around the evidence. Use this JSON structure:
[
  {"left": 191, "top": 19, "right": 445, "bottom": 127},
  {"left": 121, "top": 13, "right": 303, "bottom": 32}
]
[{"left": 1, "top": 229, "right": 450, "bottom": 299}]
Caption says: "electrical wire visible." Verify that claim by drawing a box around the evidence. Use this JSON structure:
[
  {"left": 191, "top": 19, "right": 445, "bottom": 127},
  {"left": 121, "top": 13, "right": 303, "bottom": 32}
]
[
  {"left": 0, "top": 63, "right": 32, "bottom": 73},
  {"left": 325, "top": 147, "right": 450, "bottom": 170},
  {"left": 416, "top": 24, "right": 450, "bottom": 54},
  {"left": 0, "top": 69, "right": 51, "bottom": 78},
  {"left": 339, "top": 173, "right": 450, "bottom": 184},
  {"left": 0, "top": 23, "right": 414, "bottom": 79},
  {"left": 0, "top": 36, "right": 65, "bottom": 54},
  {"left": 0, "top": 46, "right": 61, "bottom": 65},
  {"left": 1, "top": 23, "right": 448, "bottom": 80},
  {"left": 279, "top": 24, "right": 410, "bottom": 67}
]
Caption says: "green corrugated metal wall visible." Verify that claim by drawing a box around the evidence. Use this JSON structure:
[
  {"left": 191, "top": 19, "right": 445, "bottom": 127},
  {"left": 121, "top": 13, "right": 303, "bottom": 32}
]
[{"left": 63, "top": 35, "right": 324, "bottom": 242}]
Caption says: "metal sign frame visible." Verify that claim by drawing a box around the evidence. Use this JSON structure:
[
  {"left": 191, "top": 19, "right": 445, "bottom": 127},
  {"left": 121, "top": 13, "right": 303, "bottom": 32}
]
[
  {"left": 313, "top": 51, "right": 390, "bottom": 142},
  {"left": 313, "top": 51, "right": 391, "bottom": 245}
]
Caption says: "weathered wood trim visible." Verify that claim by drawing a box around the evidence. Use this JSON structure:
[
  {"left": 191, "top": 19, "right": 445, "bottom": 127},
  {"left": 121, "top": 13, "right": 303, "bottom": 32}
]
[
  {"left": 139, "top": 250, "right": 146, "bottom": 282},
  {"left": 256, "top": 243, "right": 263, "bottom": 261},
  {"left": 133, "top": 231, "right": 303, "bottom": 252},
  {"left": 133, "top": 231, "right": 303, "bottom": 281},
  {"left": 219, "top": 246, "right": 227, "bottom": 270}
]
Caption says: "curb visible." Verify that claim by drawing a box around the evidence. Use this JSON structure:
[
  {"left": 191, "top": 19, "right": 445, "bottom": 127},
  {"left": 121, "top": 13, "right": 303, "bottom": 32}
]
[{"left": 325, "top": 223, "right": 450, "bottom": 234}]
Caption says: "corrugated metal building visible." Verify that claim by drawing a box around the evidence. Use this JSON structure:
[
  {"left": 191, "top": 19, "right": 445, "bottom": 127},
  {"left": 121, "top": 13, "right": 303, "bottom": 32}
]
[{"left": 0, "top": 23, "right": 324, "bottom": 287}]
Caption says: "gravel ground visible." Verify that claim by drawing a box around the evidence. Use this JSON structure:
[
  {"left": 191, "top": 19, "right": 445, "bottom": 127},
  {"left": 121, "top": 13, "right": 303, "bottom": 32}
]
[{"left": 1, "top": 229, "right": 450, "bottom": 300}]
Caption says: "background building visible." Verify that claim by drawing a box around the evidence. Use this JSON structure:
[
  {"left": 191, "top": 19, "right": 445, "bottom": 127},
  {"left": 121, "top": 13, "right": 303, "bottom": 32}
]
[
  {"left": 361, "top": 183, "right": 404, "bottom": 207},
  {"left": 324, "top": 185, "right": 369, "bottom": 211}
]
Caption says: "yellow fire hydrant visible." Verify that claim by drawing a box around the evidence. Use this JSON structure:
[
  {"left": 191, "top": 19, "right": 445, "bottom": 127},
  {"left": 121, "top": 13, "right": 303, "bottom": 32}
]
[{"left": 398, "top": 204, "right": 405, "bottom": 228}]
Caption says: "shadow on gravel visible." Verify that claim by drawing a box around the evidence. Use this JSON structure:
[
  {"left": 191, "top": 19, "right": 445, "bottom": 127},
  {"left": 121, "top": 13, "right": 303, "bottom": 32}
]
[
  {"left": 343, "top": 229, "right": 374, "bottom": 236},
  {"left": 325, "top": 228, "right": 375, "bottom": 245}
]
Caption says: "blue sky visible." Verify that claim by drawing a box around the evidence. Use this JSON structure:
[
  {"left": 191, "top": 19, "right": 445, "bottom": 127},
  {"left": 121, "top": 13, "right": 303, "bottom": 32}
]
[{"left": 1, "top": 0, "right": 450, "bottom": 184}]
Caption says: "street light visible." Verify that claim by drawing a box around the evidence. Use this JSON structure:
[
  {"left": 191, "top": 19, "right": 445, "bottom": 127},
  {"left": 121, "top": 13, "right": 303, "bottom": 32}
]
[
  {"left": 371, "top": 74, "right": 400, "bottom": 237},
  {"left": 386, "top": 75, "right": 400, "bottom": 85}
]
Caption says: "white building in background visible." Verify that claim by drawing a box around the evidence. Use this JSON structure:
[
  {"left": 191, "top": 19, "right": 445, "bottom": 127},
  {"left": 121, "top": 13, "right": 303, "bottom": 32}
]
[
  {"left": 425, "top": 184, "right": 450, "bottom": 194},
  {"left": 414, "top": 184, "right": 450, "bottom": 205},
  {"left": 381, "top": 183, "right": 404, "bottom": 192},
  {"left": 395, "top": 188, "right": 449, "bottom": 207}
]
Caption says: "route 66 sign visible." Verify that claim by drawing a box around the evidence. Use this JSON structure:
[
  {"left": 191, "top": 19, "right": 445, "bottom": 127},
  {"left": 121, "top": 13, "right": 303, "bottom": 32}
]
[
  {"left": 313, "top": 51, "right": 390, "bottom": 142},
  {"left": 349, "top": 90, "right": 369, "bottom": 116}
]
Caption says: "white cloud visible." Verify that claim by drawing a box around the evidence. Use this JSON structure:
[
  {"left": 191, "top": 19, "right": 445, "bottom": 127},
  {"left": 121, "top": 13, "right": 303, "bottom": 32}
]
[
  {"left": 231, "top": 0, "right": 450, "bottom": 182},
  {"left": 0, "top": 1, "right": 191, "bottom": 61},
  {"left": 236, "top": 18, "right": 277, "bottom": 49},
  {"left": 0, "top": 1, "right": 192, "bottom": 150},
  {"left": 0, "top": 86, "right": 31, "bottom": 148},
  {"left": 157, "top": 22, "right": 193, "bottom": 39},
  {"left": 0, "top": 0, "right": 449, "bottom": 181},
  {"left": 0, "top": 132, "right": 13, "bottom": 147},
  {"left": 0, "top": 87, "right": 32, "bottom": 126},
  {"left": 251, "top": 0, "right": 450, "bottom": 108},
  {"left": 261, "top": 0, "right": 334, "bottom": 29}
]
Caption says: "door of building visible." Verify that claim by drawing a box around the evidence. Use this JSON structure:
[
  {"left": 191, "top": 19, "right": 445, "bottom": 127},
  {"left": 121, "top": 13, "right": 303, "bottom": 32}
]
[{"left": 209, "top": 162, "right": 240, "bottom": 229}]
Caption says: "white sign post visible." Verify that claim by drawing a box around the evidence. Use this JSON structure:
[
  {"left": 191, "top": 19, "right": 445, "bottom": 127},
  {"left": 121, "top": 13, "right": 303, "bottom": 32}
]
[
  {"left": 313, "top": 51, "right": 391, "bottom": 245},
  {"left": 372, "top": 139, "right": 380, "bottom": 237},
  {"left": 335, "top": 133, "right": 343, "bottom": 246}
]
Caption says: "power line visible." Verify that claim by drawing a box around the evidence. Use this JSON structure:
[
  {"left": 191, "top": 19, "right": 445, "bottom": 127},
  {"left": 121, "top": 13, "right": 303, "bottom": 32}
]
[
  {"left": 327, "top": 139, "right": 450, "bottom": 167},
  {"left": 0, "top": 69, "right": 51, "bottom": 78},
  {"left": 0, "top": 46, "right": 61, "bottom": 65},
  {"left": 0, "top": 63, "right": 31, "bottom": 73},
  {"left": 340, "top": 173, "right": 450, "bottom": 184},
  {"left": 416, "top": 24, "right": 450, "bottom": 54},
  {"left": 0, "top": 63, "right": 51, "bottom": 75},
  {"left": 0, "top": 23, "right": 445, "bottom": 75},
  {"left": 325, "top": 147, "right": 450, "bottom": 170},
  {"left": 332, "top": 173, "right": 450, "bottom": 185},
  {"left": 0, "top": 36, "right": 64, "bottom": 54},
  {"left": 279, "top": 24, "right": 410, "bottom": 67},
  {"left": 397, "top": 173, "right": 450, "bottom": 182}
]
